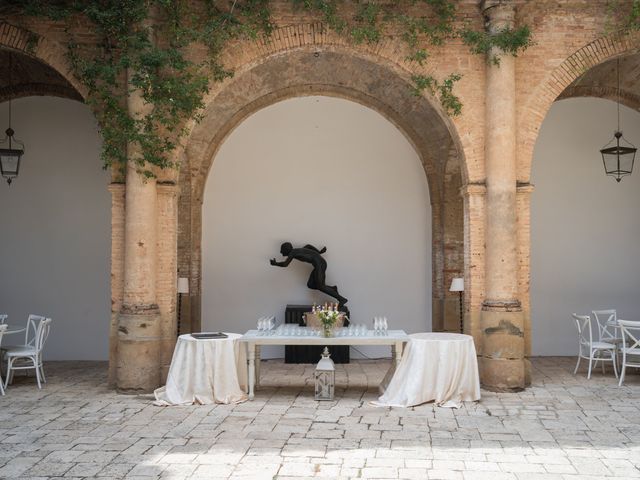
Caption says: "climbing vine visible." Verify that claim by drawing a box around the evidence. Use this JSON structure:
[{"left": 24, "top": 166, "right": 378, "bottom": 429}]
[{"left": 3, "top": 0, "right": 531, "bottom": 175}]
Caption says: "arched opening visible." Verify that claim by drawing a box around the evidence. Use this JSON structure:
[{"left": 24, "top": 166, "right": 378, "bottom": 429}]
[
  {"left": 531, "top": 52, "right": 640, "bottom": 355},
  {"left": 0, "top": 47, "right": 110, "bottom": 360},
  {"left": 202, "top": 95, "right": 431, "bottom": 356},
  {"left": 177, "top": 47, "right": 466, "bottom": 340}
]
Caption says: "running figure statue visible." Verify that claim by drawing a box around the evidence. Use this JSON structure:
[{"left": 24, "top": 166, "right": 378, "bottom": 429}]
[{"left": 270, "top": 242, "right": 348, "bottom": 307}]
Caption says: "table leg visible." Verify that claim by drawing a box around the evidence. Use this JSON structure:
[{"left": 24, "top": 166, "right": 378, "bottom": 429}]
[
  {"left": 247, "top": 342, "right": 255, "bottom": 400},
  {"left": 379, "top": 342, "right": 402, "bottom": 394},
  {"left": 255, "top": 345, "right": 261, "bottom": 388}
]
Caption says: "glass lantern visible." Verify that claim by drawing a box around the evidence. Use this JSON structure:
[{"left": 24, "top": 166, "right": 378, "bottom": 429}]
[{"left": 314, "top": 347, "right": 335, "bottom": 401}]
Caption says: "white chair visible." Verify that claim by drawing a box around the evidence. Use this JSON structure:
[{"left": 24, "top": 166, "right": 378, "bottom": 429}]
[
  {"left": 571, "top": 313, "right": 618, "bottom": 379},
  {"left": 0, "top": 324, "right": 7, "bottom": 395},
  {"left": 2, "top": 314, "right": 45, "bottom": 352},
  {"left": 592, "top": 309, "right": 621, "bottom": 345},
  {"left": 0, "top": 314, "right": 7, "bottom": 324},
  {"left": 4, "top": 317, "right": 51, "bottom": 389},
  {"left": 618, "top": 320, "right": 640, "bottom": 386}
]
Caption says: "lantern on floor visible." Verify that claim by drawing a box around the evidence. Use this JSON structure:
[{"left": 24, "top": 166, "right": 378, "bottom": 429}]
[{"left": 315, "top": 347, "right": 335, "bottom": 401}]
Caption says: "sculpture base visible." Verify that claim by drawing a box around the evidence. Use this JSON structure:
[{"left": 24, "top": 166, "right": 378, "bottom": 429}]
[{"left": 285, "top": 304, "right": 350, "bottom": 364}]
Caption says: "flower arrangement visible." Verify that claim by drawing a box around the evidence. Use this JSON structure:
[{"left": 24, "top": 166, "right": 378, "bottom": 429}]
[{"left": 315, "top": 304, "right": 345, "bottom": 337}]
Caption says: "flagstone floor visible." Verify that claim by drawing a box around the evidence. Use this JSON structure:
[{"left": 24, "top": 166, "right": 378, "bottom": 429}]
[{"left": 0, "top": 357, "right": 639, "bottom": 480}]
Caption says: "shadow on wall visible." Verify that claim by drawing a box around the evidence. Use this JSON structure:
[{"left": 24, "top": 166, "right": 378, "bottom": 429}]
[
  {"left": 531, "top": 97, "right": 640, "bottom": 356},
  {"left": 202, "top": 96, "right": 432, "bottom": 358},
  {"left": 0, "top": 96, "right": 110, "bottom": 360}
]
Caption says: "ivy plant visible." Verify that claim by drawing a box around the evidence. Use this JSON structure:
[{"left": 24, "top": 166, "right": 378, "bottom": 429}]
[{"left": 4, "top": 0, "right": 532, "bottom": 176}]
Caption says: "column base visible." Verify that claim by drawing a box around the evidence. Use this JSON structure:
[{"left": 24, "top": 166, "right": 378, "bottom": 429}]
[
  {"left": 480, "top": 306, "right": 525, "bottom": 390},
  {"left": 116, "top": 306, "right": 162, "bottom": 393}
]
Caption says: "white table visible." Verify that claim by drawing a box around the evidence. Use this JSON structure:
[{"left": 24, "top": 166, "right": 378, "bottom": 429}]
[
  {"left": 239, "top": 329, "right": 409, "bottom": 399},
  {"left": 154, "top": 333, "right": 248, "bottom": 405},
  {"left": 3, "top": 325, "right": 26, "bottom": 335},
  {"left": 373, "top": 332, "right": 480, "bottom": 408}
]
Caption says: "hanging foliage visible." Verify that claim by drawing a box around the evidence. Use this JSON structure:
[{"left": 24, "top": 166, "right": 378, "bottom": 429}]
[{"left": 3, "top": 0, "right": 532, "bottom": 175}]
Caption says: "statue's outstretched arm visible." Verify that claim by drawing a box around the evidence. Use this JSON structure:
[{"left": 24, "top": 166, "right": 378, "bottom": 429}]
[{"left": 270, "top": 256, "right": 293, "bottom": 267}]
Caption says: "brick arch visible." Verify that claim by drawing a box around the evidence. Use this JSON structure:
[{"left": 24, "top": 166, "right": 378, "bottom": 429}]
[
  {"left": 557, "top": 85, "right": 640, "bottom": 112},
  {"left": 0, "top": 22, "right": 87, "bottom": 100},
  {"left": 177, "top": 22, "right": 472, "bottom": 187},
  {"left": 517, "top": 30, "right": 640, "bottom": 182}
]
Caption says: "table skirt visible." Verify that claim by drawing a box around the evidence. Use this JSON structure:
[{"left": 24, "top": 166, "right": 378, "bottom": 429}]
[
  {"left": 154, "top": 333, "right": 248, "bottom": 405},
  {"left": 374, "top": 332, "right": 480, "bottom": 408}
]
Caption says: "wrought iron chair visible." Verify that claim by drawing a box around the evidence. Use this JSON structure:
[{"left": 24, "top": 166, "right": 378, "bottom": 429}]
[
  {"left": 4, "top": 317, "right": 52, "bottom": 389},
  {"left": 571, "top": 313, "right": 618, "bottom": 379},
  {"left": 618, "top": 320, "right": 640, "bottom": 386}
]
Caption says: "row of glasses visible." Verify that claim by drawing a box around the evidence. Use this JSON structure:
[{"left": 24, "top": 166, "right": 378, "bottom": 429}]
[
  {"left": 335, "top": 324, "right": 368, "bottom": 336},
  {"left": 256, "top": 316, "right": 275, "bottom": 335},
  {"left": 373, "top": 316, "right": 388, "bottom": 335},
  {"left": 279, "top": 325, "right": 322, "bottom": 337}
]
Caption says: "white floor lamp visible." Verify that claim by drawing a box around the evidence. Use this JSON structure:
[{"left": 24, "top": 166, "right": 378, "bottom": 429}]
[{"left": 449, "top": 278, "right": 464, "bottom": 333}]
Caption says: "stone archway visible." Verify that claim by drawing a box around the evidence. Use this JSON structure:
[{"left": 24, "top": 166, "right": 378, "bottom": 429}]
[
  {"left": 513, "top": 31, "right": 640, "bottom": 366},
  {"left": 176, "top": 42, "right": 467, "bottom": 337}
]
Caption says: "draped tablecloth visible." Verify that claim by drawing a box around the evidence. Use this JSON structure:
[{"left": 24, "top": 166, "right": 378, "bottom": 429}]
[
  {"left": 373, "top": 332, "right": 480, "bottom": 408},
  {"left": 154, "top": 333, "right": 248, "bottom": 405}
]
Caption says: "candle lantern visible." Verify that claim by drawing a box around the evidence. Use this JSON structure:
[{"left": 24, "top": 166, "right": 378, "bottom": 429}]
[{"left": 314, "top": 347, "right": 335, "bottom": 401}]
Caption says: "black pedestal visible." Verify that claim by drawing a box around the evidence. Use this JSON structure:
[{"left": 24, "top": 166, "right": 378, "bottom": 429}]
[{"left": 284, "top": 304, "right": 350, "bottom": 364}]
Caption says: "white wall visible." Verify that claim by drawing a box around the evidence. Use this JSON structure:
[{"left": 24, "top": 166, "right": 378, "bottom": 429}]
[
  {"left": 0, "top": 96, "right": 109, "bottom": 360},
  {"left": 202, "top": 96, "right": 431, "bottom": 357},
  {"left": 531, "top": 97, "right": 640, "bottom": 355}
]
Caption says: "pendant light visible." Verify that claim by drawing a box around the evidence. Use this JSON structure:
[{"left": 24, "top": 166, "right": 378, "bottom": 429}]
[
  {"left": 600, "top": 57, "right": 636, "bottom": 183},
  {"left": 0, "top": 51, "right": 24, "bottom": 185}
]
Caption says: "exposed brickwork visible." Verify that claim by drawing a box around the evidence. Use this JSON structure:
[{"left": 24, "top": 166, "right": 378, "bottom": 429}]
[
  {"left": 107, "top": 183, "right": 125, "bottom": 386},
  {"left": 3, "top": 0, "right": 639, "bottom": 390}
]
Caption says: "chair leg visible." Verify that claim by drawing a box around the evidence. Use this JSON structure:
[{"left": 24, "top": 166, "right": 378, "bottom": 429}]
[
  {"left": 33, "top": 357, "right": 41, "bottom": 389},
  {"left": 587, "top": 353, "right": 594, "bottom": 379},
  {"left": 5, "top": 358, "right": 13, "bottom": 388},
  {"left": 39, "top": 364, "right": 46, "bottom": 383},
  {"left": 574, "top": 355, "right": 581, "bottom": 374},
  {"left": 612, "top": 351, "right": 618, "bottom": 379}
]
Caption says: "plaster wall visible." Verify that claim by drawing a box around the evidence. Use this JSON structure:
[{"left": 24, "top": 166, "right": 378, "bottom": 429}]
[
  {"left": 202, "top": 96, "right": 431, "bottom": 358},
  {"left": 531, "top": 97, "right": 640, "bottom": 355},
  {"left": 0, "top": 96, "right": 110, "bottom": 360}
]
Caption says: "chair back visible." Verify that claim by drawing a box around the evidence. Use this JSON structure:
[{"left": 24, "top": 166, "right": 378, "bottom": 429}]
[
  {"left": 34, "top": 318, "right": 52, "bottom": 355},
  {"left": 0, "top": 323, "right": 7, "bottom": 345},
  {"left": 0, "top": 314, "right": 7, "bottom": 324},
  {"left": 618, "top": 320, "right": 640, "bottom": 352},
  {"left": 592, "top": 309, "right": 618, "bottom": 341},
  {"left": 25, "top": 314, "right": 46, "bottom": 347},
  {"left": 572, "top": 313, "right": 592, "bottom": 356}
]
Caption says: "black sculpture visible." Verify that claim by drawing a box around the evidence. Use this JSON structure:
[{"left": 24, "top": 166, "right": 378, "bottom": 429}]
[{"left": 270, "top": 242, "right": 348, "bottom": 307}]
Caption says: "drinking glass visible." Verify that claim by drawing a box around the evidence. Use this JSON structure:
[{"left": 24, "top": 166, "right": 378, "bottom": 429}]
[{"left": 383, "top": 317, "right": 388, "bottom": 334}]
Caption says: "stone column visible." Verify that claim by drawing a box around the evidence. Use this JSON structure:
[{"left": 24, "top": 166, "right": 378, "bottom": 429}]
[
  {"left": 462, "top": 183, "right": 486, "bottom": 348},
  {"left": 115, "top": 68, "right": 162, "bottom": 393},
  {"left": 480, "top": 0, "right": 525, "bottom": 390},
  {"left": 517, "top": 183, "right": 534, "bottom": 386},
  {"left": 157, "top": 183, "right": 179, "bottom": 381},
  {"left": 108, "top": 183, "right": 125, "bottom": 386}
]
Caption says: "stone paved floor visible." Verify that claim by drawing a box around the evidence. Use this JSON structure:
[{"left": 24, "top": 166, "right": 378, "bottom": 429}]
[{"left": 0, "top": 357, "right": 639, "bottom": 479}]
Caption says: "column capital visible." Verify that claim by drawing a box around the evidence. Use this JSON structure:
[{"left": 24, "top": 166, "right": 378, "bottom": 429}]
[
  {"left": 108, "top": 182, "right": 125, "bottom": 195},
  {"left": 480, "top": 0, "right": 516, "bottom": 32},
  {"left": 157, "top": 182, "right": 179, "bottom": 197}
]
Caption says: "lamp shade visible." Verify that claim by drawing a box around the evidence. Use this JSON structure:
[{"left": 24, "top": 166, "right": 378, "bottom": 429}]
[
  {"left": 177, "top": 277, "right": 189, "bottom": 294},
  {"left": 449, "top": 277, "right": 464, "bottom": 292},
  {"left": 0, "top": 128, "right": 23, "bottom": 185},
  {"left": 600, "top": 131, "right": 636, "bottom": 182}
]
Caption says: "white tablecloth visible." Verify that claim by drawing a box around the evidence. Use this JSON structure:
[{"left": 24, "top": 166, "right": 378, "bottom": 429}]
[
  {"left": 374, "top": 332, "right": 480, "bottom": 408},
  {"left": 154, "top": 333, "right": 248, "bottom": 405}
]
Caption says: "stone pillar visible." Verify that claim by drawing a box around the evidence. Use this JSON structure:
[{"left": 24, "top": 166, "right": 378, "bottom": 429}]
[
  {"left": 115, "top": 68, "right": 162, "bottom": 393},
  {"left": 431, "top": 200, "right": 445, "bottom": 332},
  {"left": 157, "top": 183, "right": 179, "bottom": 381},
  {"left": 108, "top": 183, "right": 125, "bottom": 387},
  {"left": 480, "top": 0, "right": 525, "bottom": 390},
  {"left": 517, "top": 183, "right": 534, "bottom": 386},
  {"left": 462, "top": 183, "right": 486, "bottom": 348}
]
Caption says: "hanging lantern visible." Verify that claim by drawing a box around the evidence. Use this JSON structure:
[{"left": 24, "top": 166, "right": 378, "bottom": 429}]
[
  {"left": 600, "top": 57, "right": 636, "bottom": 182},
  {"left": 0, "top": 52, "right": 24, "bottom": 186},
  {"left": 0, "top": 127, "right": 24, "bottom": 185},
  {"left": 314, "top": 347, "right": 335, "bottom": 401}
]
